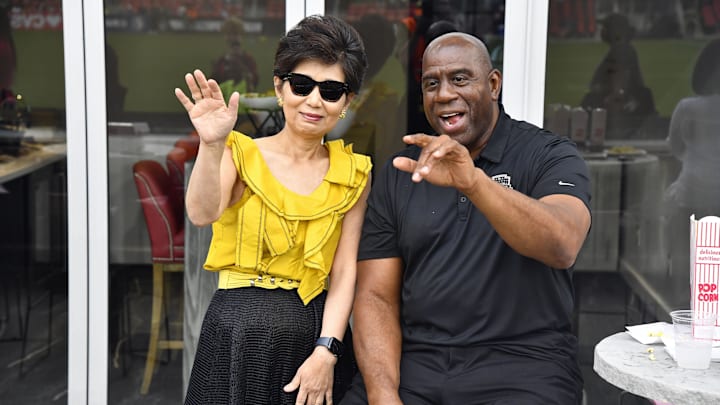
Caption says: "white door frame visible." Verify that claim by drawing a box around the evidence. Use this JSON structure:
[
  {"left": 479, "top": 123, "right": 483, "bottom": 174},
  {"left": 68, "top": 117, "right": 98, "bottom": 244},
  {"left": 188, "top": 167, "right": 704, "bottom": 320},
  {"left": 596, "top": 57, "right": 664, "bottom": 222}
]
[
  {"left": 64, "top": 0, "right": 109, "bottom": 403},
  {"left": 503, "top": 0, "right": 549, "bottom": 127},
  {"left": 84, "top": 0, "right": 111, "bottom": 401},
  {"left": 63, "top": 0, "right": 89, "bottom": 401},
  {"left": 288, "top": 0, "right": 325, "bottom": 32}
]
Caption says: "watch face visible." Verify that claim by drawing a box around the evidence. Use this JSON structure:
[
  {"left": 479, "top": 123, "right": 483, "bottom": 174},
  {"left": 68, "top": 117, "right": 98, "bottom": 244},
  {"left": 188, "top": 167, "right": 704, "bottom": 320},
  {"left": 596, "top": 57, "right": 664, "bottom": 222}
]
[
  {"left": 330, "top": 339, "right": 343, "bottom": 356},
  {"left": 317, "top": 337, "right": 344, "bottom": 357}
]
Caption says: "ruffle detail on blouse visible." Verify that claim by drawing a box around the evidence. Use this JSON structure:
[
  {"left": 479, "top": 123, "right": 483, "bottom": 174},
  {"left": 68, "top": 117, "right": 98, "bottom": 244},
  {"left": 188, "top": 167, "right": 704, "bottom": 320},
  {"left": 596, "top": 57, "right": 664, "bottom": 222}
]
[{"left": 228, "top": 132, "right": 371, "bottom": 304}]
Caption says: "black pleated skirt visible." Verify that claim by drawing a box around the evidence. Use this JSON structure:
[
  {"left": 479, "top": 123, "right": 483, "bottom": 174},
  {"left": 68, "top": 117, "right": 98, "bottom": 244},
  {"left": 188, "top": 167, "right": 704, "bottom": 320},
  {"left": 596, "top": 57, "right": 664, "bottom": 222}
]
[{"left": 184, "top": 287, "right": 356, "bottom": 405}]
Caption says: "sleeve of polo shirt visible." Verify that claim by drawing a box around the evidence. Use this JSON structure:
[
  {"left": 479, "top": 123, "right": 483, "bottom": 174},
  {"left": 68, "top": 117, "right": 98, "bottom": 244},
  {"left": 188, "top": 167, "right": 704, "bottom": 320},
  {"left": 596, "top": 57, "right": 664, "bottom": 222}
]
[
  {"left": 530, "top": 137, "right": 592, "bottom": 212},
  {"left": 358, "top": 159, "right": 401, "bottom": 261}
]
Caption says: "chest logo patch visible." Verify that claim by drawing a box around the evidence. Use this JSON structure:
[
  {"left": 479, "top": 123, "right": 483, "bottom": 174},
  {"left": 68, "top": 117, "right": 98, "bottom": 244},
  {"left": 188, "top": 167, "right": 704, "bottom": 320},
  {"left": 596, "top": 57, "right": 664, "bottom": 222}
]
[{"left": 491, "top": 173, "right": 513, "bottom": 189}]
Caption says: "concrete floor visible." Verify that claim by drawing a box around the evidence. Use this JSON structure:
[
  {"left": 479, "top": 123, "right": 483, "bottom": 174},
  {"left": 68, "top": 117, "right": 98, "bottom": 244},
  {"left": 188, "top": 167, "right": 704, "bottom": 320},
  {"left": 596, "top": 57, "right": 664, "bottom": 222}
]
[{"left": 0, "top": 267, "right": 654, "bottom": 405}]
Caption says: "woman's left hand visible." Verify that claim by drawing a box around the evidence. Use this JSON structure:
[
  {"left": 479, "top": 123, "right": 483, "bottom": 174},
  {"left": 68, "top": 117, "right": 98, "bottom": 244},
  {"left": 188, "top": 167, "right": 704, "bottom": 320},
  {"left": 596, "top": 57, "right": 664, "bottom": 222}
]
[{"left": 283, "top": 347, "right": 337, "bottom": 405}]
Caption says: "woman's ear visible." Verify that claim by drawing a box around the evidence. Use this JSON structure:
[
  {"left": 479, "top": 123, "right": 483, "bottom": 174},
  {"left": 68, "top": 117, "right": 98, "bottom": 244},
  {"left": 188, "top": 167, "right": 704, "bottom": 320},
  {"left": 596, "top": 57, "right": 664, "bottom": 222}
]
[
  {"left": 273, "top": 76, "right": 283, "bottom": 98},
  {"left": 344, "top": 93, "right": 355, "bottom": 108}
]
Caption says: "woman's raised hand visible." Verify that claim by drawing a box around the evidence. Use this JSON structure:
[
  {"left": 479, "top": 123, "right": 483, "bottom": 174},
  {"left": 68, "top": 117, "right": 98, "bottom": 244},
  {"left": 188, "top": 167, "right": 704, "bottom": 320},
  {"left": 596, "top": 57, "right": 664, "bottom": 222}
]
[{"left": 175, "top": 69, "right": 240, "bottom": 145}]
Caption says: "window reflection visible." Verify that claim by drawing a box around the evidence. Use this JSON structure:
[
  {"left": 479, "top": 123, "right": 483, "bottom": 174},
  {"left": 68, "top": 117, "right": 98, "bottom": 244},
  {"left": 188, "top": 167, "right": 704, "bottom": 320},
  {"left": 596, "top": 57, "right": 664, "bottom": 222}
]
[
  {"left": 0, "top": 4, "right": 16, "bottom": 102},
  {"left": 663, "top": 38, "right": 720, "bottom": 279},
  {"left": 546, "top": 1, "right": 720, "bottom": 403},
  {"left": 104, "top": 1, "right": 287, "bottom": 402},
  {"left": 546, "top": 0, "right": 720, "bottom": 270},
  {"left": 104, "top": 0, "right": 285, "bottom": 129},
  {"left": 579, "top": 13, "right": 657, "bottom": 140},
  {"left": 0, "top": 1, "right": 67, "bottom": 403},
  {"left": 327, "top": 0, "right": 505, "bottom": 169}
]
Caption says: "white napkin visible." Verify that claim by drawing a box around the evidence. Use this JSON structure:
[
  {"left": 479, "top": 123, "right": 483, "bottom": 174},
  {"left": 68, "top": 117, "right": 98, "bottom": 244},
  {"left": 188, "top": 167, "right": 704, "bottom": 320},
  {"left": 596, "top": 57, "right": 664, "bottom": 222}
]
[{"left": 625, "top": 322, "right": 671, "bottom": 345}]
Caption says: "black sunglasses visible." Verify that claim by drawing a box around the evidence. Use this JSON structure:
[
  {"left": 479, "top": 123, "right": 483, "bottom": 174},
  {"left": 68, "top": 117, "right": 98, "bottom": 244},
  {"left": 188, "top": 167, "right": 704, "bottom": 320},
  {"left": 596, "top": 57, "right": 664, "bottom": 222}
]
[{"left": 281, "top": 73, "right": 350, "bottom": 102}]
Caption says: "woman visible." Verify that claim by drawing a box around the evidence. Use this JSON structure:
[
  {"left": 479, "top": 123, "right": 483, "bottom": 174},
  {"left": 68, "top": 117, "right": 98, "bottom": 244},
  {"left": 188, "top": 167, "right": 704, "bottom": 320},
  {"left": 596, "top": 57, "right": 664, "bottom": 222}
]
[{"left": 176, "top": 15, "right": 371, "bottom": 405}]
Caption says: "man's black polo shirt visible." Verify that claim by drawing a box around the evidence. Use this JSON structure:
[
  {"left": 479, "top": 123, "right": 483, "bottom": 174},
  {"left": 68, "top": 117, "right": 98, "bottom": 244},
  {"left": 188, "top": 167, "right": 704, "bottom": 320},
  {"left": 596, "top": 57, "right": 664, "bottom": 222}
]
[{"left": 358, "top": 107, "right": 591, "bottom": 359}]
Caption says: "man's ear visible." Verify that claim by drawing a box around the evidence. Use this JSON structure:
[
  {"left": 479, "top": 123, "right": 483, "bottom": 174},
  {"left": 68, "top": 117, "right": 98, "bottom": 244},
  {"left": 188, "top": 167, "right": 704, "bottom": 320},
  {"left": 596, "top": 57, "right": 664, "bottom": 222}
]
[{"left": 488, "top": 69, "right": 502, "bottom": 101}]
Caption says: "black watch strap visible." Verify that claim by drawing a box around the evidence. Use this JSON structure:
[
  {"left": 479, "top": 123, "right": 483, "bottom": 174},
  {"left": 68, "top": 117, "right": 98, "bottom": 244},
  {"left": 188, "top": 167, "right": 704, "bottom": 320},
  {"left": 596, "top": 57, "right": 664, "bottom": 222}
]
[{"left": 316, "top": 336, "right": 344, "bottom": 357}]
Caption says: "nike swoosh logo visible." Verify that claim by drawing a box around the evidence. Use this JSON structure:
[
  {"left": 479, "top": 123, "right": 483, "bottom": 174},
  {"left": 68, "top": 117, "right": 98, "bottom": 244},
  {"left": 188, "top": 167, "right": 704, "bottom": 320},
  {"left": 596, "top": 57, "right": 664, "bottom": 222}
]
[{"left": 558, "top": 181, "right": 575, "bottom": 187}]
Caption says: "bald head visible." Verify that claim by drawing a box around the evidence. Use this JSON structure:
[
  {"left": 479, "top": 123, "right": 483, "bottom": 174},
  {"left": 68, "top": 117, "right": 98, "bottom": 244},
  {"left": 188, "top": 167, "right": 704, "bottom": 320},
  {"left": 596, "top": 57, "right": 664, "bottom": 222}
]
[
  {"left": 419, "top": 31, "right": 502, "bottom": 156},
  {"left": 424, "top": 32, "right": 493, "bottom": 72}
]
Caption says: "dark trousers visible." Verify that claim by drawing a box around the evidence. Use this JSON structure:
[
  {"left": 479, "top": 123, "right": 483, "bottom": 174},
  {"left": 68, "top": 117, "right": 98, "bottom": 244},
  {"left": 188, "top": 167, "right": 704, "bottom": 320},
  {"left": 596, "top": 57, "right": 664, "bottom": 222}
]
[{"left": 341, "top": 344, "right": 583, "bottom": 405}]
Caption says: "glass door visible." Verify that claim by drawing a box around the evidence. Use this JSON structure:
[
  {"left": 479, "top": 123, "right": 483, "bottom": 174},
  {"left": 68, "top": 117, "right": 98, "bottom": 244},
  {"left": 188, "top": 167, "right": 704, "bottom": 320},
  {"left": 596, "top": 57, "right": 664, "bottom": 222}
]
[
  {"left": 323, "top": 0, "right": 508, "bottom": 168},
  {"left": 543, "top": 0, "right": 720, "bottom": 403},
  {"left": 101, "top": 0, "right": 289, "bottom": 402},
  {"left": 0, "top": 0, "right": 69, "bottom": 402}
]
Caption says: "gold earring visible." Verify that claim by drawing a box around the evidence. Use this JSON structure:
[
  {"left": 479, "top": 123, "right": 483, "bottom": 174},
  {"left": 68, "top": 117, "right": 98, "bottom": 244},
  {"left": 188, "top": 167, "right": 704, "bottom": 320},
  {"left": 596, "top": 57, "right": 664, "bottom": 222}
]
[
  {"left": 339, "top": 109, "right": 347, "bottom": 119},
  {"left": 277, "top": 97, "right": 284, "bottom": 107}
]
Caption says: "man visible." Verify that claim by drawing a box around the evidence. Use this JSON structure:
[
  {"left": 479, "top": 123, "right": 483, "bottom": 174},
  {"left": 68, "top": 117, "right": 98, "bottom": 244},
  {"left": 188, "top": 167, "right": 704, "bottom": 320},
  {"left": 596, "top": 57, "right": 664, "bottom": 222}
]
[{"left": 341, "top": 33, "right": 591, "bottom": 404}]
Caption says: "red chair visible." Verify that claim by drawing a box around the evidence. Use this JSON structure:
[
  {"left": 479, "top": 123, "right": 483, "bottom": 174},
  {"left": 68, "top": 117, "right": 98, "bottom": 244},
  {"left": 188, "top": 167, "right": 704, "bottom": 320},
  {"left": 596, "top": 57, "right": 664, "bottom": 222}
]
[
  {"left": 132, "top": 160, "right": 184, "bottom": 394},
  {"left": 174, "top": 136, "right": 200, "bottom": 160}
]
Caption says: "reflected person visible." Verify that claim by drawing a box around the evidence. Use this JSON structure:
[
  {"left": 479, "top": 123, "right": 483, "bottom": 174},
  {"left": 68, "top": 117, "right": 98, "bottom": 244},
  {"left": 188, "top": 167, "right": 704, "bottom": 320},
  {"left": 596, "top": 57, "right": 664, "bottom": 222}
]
[
  {"left": 177, "top": 15, "right": 370, "bottom": 405},
  {"left": 663, "top": 38, "right": 720, "bottom": 275},
  {"left": 211, "top": 17, "right": 259, "bottom": 93},
  {"left": 581, "top": 13, "right": 656, "bottom": 139},
  {"left": 340, "top": 13, "right": 403, "bottom": 167},
  {"left": 342, "top": 32, "right": 591, "bottom": 404}
]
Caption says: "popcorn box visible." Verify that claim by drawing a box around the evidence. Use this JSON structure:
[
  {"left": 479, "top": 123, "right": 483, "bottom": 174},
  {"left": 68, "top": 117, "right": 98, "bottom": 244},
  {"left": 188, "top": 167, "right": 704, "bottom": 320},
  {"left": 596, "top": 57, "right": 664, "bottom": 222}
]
[{"left": 690, "top": 214, "right": 720, "bottom": 341}]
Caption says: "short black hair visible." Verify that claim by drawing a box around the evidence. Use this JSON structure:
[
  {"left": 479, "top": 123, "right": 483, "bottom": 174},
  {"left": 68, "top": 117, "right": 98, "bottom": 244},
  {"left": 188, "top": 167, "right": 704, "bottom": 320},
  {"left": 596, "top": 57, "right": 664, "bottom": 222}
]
[{"left": 273, "top": 15, "right": 368, "bottom": 94}]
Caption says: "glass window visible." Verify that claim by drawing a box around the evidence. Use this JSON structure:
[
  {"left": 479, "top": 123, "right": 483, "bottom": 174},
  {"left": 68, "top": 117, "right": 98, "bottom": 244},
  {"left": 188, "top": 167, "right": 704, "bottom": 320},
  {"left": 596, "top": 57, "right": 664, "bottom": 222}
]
[
  {"left": 104, "top": 0, "right": 285, "bottom": 401},
  {"left": 0, "top": 0, "right": 68, "bottom": 402},
  {"left": 546, "top": 0, "right": 720, "bottom": 289},
  {"left": 545, "top": 0, "right": 720, "bottom": 402}
]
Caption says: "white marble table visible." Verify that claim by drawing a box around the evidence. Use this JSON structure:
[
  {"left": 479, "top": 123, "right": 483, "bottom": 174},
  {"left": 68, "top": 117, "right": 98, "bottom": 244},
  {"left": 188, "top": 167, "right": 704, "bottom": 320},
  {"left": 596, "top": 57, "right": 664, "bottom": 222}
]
[{"left": 594, "top": 332, "right": 720, "bottom": 404}]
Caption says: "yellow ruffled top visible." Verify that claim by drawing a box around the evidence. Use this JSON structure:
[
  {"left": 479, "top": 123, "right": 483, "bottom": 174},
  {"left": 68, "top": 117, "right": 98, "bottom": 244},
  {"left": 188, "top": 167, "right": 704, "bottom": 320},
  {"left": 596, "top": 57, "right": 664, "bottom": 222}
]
[{"left": 204, "top": 131, "right": 372, "bottom": 305}]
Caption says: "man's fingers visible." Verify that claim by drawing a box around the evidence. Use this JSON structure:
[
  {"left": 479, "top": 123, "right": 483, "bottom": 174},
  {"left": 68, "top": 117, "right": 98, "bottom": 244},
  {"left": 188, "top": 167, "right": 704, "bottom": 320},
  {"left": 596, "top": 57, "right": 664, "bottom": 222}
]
[
  {"left": 402, "top": 133, "right": 436, "bottom": 147},
  {"left": 393, "top": 156, "right": 426, "bottom": 182},
  {"left": 392, "top": 156, "right": 417, "bottom": 174}
]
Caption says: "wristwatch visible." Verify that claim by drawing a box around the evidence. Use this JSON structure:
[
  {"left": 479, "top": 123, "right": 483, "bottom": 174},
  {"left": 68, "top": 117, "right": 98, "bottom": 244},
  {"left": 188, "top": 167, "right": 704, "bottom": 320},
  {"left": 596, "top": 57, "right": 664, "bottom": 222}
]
[{"left": 315, "top": 336, "right": 344, "bottom": 358}]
